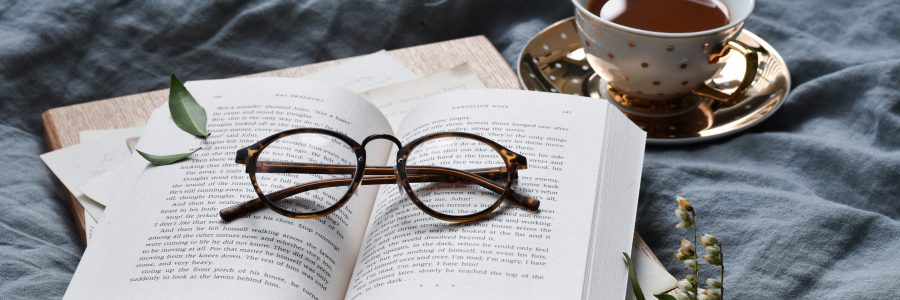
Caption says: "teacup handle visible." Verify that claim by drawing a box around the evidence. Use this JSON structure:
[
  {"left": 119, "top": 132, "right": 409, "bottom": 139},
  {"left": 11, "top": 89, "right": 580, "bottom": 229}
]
[{"left": 691, "top": 40, "right": 759, "bottom": 105}]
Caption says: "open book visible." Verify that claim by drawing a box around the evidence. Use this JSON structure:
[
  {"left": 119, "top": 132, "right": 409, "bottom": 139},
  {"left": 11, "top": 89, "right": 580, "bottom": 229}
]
[{"left": 64, "top": 78, "right": 646, "bottom": 300}]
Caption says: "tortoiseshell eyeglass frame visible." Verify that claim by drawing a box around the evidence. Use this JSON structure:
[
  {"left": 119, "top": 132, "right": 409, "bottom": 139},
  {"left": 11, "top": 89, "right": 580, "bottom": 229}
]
[{"left": 219, "top": 128, "right": 540, "bottom": 223}]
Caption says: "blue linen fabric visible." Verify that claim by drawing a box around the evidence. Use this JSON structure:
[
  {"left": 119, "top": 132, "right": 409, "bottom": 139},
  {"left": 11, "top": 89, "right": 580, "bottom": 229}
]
[{"left": 0, "top": 0, "right": 897, "bottom": 298}]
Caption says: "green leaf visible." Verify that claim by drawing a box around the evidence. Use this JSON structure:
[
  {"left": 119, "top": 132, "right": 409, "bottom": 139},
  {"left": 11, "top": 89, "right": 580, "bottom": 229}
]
[
  {"left": 137, "top": 148, "right": 200, "bottom": 166},
  {"left": 654, "top": 293, "right": 677, "bottom": 300},
  {"left": 623, "top": 252, "right": 646, "bottom": 300},
  {"left": 169, "top": 74, "right": 210, "bottom": 138}
]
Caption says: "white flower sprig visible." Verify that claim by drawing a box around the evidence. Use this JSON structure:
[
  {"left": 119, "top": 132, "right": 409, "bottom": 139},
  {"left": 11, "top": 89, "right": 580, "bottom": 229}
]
[
  {"left": 701, "top": 234, "right": 724, "bottom": 299},
  {"left": 672, "top": 196, "right": 725, "bottom": 300},
  {"left": 623, "top": 196, "right": 727, "bottom": 300}
]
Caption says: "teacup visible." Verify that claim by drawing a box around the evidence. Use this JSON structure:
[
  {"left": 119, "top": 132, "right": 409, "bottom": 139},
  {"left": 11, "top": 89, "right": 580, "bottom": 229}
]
[{"left": 572, "top": 0, "right": 758, "bottom": 112}]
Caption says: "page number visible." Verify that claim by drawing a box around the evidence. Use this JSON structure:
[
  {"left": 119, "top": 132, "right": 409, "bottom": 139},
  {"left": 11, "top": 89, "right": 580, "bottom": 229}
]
[{"left": 562, "top": 110, "right": 572, "bottom": 114}]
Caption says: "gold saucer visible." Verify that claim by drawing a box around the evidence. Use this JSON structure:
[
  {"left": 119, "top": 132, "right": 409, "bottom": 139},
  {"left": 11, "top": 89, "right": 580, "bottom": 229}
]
[{"left": 517, "top": 17, "right": 791, "bottom": 145}]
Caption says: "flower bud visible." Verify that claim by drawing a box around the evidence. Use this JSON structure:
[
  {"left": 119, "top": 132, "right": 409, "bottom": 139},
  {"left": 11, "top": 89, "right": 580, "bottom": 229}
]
[
  {"left": 679, "top": 239, "right": 695, "bottom": 251},
  {"left": 706, "top": 278, "right": 722, "bottom": 289},
  {"left": 677, "top": 196, "right": 694, "bottom": 211},
  {"left": 683, "top": 258, "right": 698, "bottom": 270},
  {"left": 675, "top": 291, "right": 693, "bottom": 300},
  {"left": 705, "top": 245, "right": 721, "bottom": 257},
  {"left": 676, "top": 208, "right": 690, "bottom": 220},
  {"left": 698, "top": 289, "right": 712, "bottom": 300},
  {"left": 676, "top": 219, "right": 694, "bottom": 229},
  {"left": 675, "top": 250, "right": 690, "bottom": 261},
  {"left": 676, "top": 279, "right": 694, "bottom": 291},
  {"left": 700, "top": 234, "right": 718, "bottom": 246},
  {"left": 677, "top": 240, "right": 695, "bottom": 258},
  {"left": 703, "top": 287, "right": 721, "bottom": 299},
  {"left": 702, "top": 254, "right": 722, "bottom": 265}
]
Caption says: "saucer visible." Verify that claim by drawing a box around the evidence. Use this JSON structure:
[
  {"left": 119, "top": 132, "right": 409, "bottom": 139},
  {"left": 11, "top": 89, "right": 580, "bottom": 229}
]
[{"left": 517, "top": 17, "right": 791, "bottom": 145}]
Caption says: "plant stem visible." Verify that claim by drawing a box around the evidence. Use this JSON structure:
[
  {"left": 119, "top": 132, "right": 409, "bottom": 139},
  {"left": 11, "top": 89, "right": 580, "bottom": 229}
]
[
  {"left": 691, "top": 211, "right": 699, "bottom": 295},
  {"left": 719, "top": 243, "right": 724, "bottom": 299}
]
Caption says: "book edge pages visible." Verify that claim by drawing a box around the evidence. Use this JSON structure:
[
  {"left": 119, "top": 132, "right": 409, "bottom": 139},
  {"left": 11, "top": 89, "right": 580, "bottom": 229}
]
[
  {"left": 583, "top": 102, "right": 648, "bottom": 299},
  {"left": 41, "top": 111, "right": 88, "bottom": 245},
  {"left": 615, "top": 107, "right": 651, "bottom": 298}
]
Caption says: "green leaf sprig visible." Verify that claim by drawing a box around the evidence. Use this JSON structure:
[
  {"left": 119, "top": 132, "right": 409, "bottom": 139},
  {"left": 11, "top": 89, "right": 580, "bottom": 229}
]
[
  {"left": 137, "top": 74, "right": 209, "bottom": 166},
  {"left": 623, "top": 252, "right": 647, "bottom": 300},
  {"left": 168, "top": 74, "right": 210, "bottom": 138},
  {"left": 137, "top": 148, "right": 201, "bottom": 166}
]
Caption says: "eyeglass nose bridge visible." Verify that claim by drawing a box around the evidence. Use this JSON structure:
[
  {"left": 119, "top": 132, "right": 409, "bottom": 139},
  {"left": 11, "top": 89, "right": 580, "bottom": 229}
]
[
  {"left": 361, "top": 134, "right": 403, "bottom": 149},
  {"left": 360, "top": 133, "right": 405, "bottom": 184}
]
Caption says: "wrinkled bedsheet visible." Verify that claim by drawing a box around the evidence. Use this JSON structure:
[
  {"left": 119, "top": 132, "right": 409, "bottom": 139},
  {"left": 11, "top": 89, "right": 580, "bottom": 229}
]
[{"left": 1, "top": 1, "right": 897, "bottom": 298}]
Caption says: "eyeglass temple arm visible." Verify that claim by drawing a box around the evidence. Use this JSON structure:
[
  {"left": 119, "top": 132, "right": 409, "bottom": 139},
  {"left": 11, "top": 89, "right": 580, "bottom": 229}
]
[
  {"left": 266, "top": 164, "right": 535, "bottom": 209},
  {"left": 252, "top": 162, "right": 518, "bottom": 185},
  {"left": 219, "top": 167, "right": 539, "bottom": 222},
  {"left": 248, "top": 161, "right": 527, "bottom": 174}
]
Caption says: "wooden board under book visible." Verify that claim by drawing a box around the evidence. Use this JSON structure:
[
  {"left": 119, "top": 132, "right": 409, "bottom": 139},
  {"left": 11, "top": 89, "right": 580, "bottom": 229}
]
[{"left": 41, "top": 36, "right": 661, "bottom": 271}]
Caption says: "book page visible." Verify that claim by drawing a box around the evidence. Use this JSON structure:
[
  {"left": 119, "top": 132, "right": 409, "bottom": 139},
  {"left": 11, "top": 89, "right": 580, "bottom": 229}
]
[
  {"left": 64, "top": 78, "right": 394, "bottom": 300},
  {"left": 346, "top": 89, "right": 626, "bottom": 300},
  {"left": 77, "top": 127, "right": 143, "bottom": 209},
  {"left": 363, "top": 63, "right": 484, "bottom": 132},
  {"left": 303, "top": 50, "right": 417, "bottom": 93},
  {"left": 79, "top": 126, "right": 144, "bottom": 144},
  {"left": 76, "top": 50, "right": 414, "bottom": 211},
  {"left": 628, "top": 236, "right": 678, "bottom": 300},
  {"left": 84, "top": 212, "right": 98, "bottom": 242},
  {"left": 40, "top": 134, "right": 134, "bottom": 220}
]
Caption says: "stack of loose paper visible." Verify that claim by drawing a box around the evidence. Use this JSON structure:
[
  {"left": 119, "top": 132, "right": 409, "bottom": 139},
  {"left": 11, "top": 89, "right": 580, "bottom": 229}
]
[{"left": 40, "top": 51, "right": 675, "bottom": 299}]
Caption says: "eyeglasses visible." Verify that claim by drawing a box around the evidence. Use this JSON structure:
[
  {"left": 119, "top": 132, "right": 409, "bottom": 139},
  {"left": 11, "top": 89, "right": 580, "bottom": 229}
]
[{"left": 219, "top": 128, "right": 540, "bottom": 223}]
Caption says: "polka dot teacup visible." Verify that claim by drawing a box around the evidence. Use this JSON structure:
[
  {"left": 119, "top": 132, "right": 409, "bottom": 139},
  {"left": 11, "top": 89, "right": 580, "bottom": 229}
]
[{"left": 572, "top": 0, "right": 757, "bottom": 101}]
